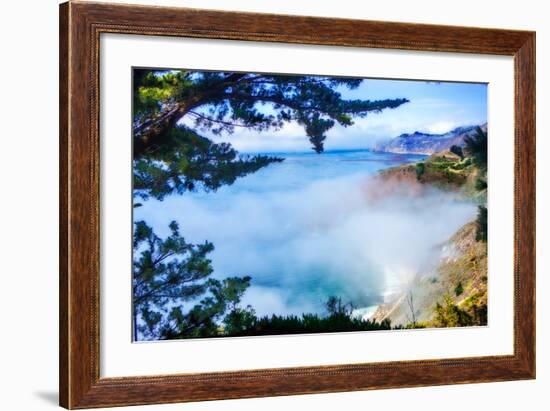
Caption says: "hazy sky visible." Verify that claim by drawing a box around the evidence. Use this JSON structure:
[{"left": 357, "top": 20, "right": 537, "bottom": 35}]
[{"left": 182, "top": 77, "right": 487, "bottom": 153}]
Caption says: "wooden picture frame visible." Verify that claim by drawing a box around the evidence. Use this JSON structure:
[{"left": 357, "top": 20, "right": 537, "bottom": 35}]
[{"left": 59, "top": 1, "right": 535, "bottom": 408}]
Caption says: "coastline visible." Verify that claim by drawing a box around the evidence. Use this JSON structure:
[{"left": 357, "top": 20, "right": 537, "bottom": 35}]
[{"left": 368, "top": 147, "right": 488, "bottom": 328}]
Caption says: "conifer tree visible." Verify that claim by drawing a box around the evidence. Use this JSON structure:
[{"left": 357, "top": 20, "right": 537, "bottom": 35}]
[
  {"left": 132, "top": 220, "right": 251, "bottom": 340},
  {"left": 132, "top": 69, "right": 409, "bottom": 339},
  {"left": 133, "top": 69, "right": 408, "bottom": 200}
]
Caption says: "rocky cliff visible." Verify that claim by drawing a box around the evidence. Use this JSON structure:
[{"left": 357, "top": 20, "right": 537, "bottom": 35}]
[
  {"left": 374, "top": 123, "right": 487, "bottom": 155},
  {"left": 371, "top": 221, "right": 488, "bottom": 327},
  {"left": 370, "top": 147, "right": 488, "bottom": 328}
]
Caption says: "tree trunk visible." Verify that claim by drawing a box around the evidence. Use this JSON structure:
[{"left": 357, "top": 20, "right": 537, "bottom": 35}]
[
  {"left": 133, "top": 73, "right": 248, "bottom": 159},
  {"left": 133, "top": 73, "right": 246, "bottom": 159},
  {"left": 133, "top": 104, "right": 188, "bottom": 158}
]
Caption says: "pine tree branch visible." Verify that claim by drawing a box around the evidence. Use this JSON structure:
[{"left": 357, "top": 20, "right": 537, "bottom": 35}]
[{"left": 188, "top": 110, "right": 260, "bottom": 129}]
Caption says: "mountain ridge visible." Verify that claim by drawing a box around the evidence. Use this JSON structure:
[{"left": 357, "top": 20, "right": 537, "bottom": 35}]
[{"left": 374, "top": 123, "right": 487, "bottom": 155}]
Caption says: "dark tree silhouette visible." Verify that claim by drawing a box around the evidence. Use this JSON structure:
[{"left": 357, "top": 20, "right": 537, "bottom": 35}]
[
  {"left": 463, "top": 127, "right": 487, "bottom": 169},
  {"left": 133, "top": 70, "right": 408, "bottom": 200},
  {"left": 221, "top": 296, "right": 393, "bottom": 337},
  {"left": 133, "top": 126, "right": 282, "bottom": 200},
  {"left": 476, "top": 205, "right": 488, "bottom": 242},
  {"left": 134, "top": 70, "right": 408, "bottom": 156},
  {"left": 433, "top": 295, "right": 474, "bottom": 327},
  {"left": 132, "top": 220, "right": 250, "bottom": 340},
  {"left": 132, "top": 69, "right": 410, "bottom": 339},
  {"left": 449, "top": 144, "right": 464, "bottom": 159},
  {"left": 406, "top": 291, "right": 417, "bottom": 326}
]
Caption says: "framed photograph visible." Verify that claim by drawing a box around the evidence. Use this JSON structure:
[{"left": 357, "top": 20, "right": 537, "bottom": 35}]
[{"left": 59, "top": 1, "right": 535, "bottom": 408}]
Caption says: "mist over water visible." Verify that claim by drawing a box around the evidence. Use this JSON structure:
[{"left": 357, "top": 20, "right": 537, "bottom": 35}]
[{"left": 136, "top": 150, "right": 477, "bottom": 317}]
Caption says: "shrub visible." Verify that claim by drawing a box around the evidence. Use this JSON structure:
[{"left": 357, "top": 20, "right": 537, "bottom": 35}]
[
  {"left": 472, "top": 304, "right": 488, "bottom": 326},
  {"left": 450, "top": 145, "right": 464, "bottom": 159},
  {"left": 219, "top": 296, "right": 394, "bottom": 337},
  {"left": 475, "top": 177, "right": 487, "bottom": 191},
  {"left": 450, "top": 158, "right": 472, "bottom": 170},
  {"left": 454, "top": 282, "right": 464, "bottom": 297},
  {"left": 433, "top": 295, "right": 474, "bottom": 327},
  {"left": 464, "top": 127, "right": 488, "bottom": 169},
  {"left": 415, "top": 162, "right": 425, "bottom": 180},
  {"left": 476, "top": 206, "right": 488, "bottom": 242}
]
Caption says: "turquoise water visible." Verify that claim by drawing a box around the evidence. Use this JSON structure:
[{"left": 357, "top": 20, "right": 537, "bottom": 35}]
[
  {"left": 208, "top": 150, "right": 427, "bottom": 195},
  {"left": 136, "top": 149, "right": 475, "bottom": 318}
]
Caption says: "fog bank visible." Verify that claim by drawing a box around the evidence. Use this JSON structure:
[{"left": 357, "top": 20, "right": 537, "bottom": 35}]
[{"left": 136, "top": 151, "right": 476, "bottom": 317}]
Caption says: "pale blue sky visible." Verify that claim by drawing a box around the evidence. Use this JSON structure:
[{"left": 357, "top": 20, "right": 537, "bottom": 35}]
[{"left": 184, "top": 77, "right": 487, "bottom": 153}]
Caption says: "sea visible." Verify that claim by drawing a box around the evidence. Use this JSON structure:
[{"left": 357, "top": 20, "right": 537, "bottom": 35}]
[{"left": 136, "top": 149, "right": 476, "bottom": 320}]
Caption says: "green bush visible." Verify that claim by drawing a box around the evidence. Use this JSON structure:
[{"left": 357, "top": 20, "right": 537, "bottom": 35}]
[
  {"left": 464, "top": 127, "right": 488, "bottom": 169},
  {"left": 450, "top": 158, "right": 472, "bottom": 170},
  {"left": 415, "top": 162, "right": 425, "bottom": 180},
  {"left": 475, "top": 177, "right": 487, "bottom": 191},
  {"left": 454, "top": 282, "right": 464, "bottom": 297},
  {"left": 221, "top": 296, "right": 393, "bottom": 337},
  {"left": 450, "top": 145, "right": 464, "bottom": 159},
  {"left": 472, "top": 304, "right": 488, "bottom": 325},
  {"left": 433, "top": 295, "right": 473, "bottom": 327},
  {"left": 476, "top": 206, "right": 488, "bottom": 242}
]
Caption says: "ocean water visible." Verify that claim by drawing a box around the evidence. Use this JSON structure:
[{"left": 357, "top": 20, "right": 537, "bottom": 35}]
[
  {"left": 207, "top": 150, "right": 427, "bottom": 195},
  {"left": 136, "top": 149, "right": 476, "bottom": 319}
]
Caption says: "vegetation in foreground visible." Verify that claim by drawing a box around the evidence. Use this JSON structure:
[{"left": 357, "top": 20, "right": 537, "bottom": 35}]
[
  {"left": 132, "top": 69, "right": 409, "bottom": 340},
  {"left": 133, "top": 218, "right": 394, "bottom": 340}
]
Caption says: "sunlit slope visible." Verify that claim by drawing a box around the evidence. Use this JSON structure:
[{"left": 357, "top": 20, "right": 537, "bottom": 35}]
[{"left": 371, "top": 148, "right": 488, "bottom": 328}]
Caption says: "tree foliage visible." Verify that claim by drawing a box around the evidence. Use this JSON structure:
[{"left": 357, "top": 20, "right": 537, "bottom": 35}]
[
  {"left": 133, "top": 69, "right": 408, "bottom": 155},
  {"left": 133, "top": 126, "right": 282, "bottom": 200},
  {"left": 475, "top": 177, "right": 487, "bottom": 191},
  {"left": 131, "top": 69, "right": 410, "bottom": 339},
  {"left": 432, "top": 295, "right": 474, "bottom": 327},
  {"left": 415, "top": 162, "right": 425, "bottom": 180},
  {"left": 449, "top": 144, "right": 464, "bottom": 159},
  {"left": 432, "top": 294, "right": 487, "bottom": 328},
  {"left": 132, "top": 220, "right": 251, "bottom": 340},
  {"left": 463, "top": 127, "right": 487, "bottom": 169},
  {"left": 132, "top": 224, "right": 394, "bottom": 341},
  {"left": 132, "top": 70, "right": 408, "bottom": 201},
  {"left": 454, "top": 282, "right": 464, "bottom": 297},
  {"left": 476, "top": 205, "right": 488, "bottom": 242},
  {"left": 222, "top": 296, "right": 393, "bottom": 337}
]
